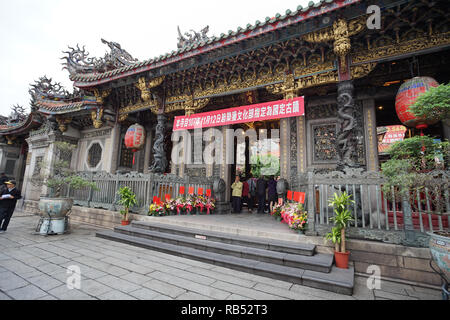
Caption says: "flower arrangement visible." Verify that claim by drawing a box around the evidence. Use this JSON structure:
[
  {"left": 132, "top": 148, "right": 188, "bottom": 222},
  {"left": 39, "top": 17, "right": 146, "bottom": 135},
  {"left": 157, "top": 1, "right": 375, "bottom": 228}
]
[
  {"left": 205, "top": 197, "right": 215, "bottom": 214},
  {"left": 148, "top": 202, "right": 166, "bottom": 216},
  {"left": 270, "top": 203, "right": 283, "bottom": 220},
  {"left": 149, "top": 194, "right": 216, "bottom": 216},
  {"left": 175, "top": 197, "right": 185, "bottom": 214},
  {"left": 195, "top": 195, "right": 207, "bottom": 214},
  {"left": 184, "top": 195, "right": 195, "bottom": 214},
  {"left": 271, "top": 202, "right": 308, "bottom": 233},
  {"left": 164, "top": 199, "right": 177, "bottom": 213},
  {"left": 288, "top": 204, "right": 308, "bottom": 233}
]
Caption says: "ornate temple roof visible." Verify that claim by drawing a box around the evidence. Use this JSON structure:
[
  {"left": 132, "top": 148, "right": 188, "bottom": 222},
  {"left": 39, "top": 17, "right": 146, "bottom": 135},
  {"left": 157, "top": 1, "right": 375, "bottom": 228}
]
[
  {"left": 65, "top": 0, "right": 360, "bottom": 87},
  {"left": 29, "top": 76, "right": 100, "bottom": 115},
  {"left": 0, "top": 112, "right": 43, "bottom": 136}
]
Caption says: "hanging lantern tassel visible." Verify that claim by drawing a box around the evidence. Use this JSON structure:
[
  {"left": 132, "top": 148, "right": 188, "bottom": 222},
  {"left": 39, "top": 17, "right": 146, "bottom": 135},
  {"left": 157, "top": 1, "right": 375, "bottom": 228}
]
[{"left": 132, "top": 149, "right": 137, "bottom": 165}]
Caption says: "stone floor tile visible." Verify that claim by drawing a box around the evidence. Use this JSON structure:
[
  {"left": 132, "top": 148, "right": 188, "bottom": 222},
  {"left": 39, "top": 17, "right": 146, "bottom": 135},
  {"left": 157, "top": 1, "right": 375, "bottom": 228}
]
[
  {"left": 27, "top": 274, "right": 63, "bottom": 291},
  {"left": 48, "top": 285, "right": 97, "bottom": 300},
  {"left": 0, "top": 272, "right": 29, "bottom": 291},
  {"left": 95, "top": 275, "right": 141, "bottom": 293},
  {"left": 129, "top": 287, "right": 161, "bottom": 300},
  {"left": 211, "top": 281, "right": 279, "bottom": 300},
  {"left": 78, "top": 279, "right": 114, "bottom": 297},
  {"left": 374, "top": 289, "right": 419, "bottom": 300},
  {"left": 7, "top": 284, "right": 47, "bottom": 300},
  {"left": 99, "top": 290, "right": 137, "bottom": 300},
  {"left": 142, "top": 279, "right": 187, "bottom": 298}
]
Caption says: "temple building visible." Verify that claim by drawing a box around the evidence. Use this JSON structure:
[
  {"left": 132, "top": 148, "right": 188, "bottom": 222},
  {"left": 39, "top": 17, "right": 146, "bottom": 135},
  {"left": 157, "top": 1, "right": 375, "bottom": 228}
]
[{"left": 0, "top": 0, "right": 448, "bottom": 228}]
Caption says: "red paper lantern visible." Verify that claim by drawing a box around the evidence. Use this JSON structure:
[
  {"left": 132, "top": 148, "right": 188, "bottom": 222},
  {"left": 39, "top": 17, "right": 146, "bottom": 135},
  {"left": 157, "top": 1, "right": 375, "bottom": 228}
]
[
  {"left": 395, "top": 77, "right": 439, "bottom": 130},
  {"left": 124, "top": 124, "right": 146, "bottom": 164}
]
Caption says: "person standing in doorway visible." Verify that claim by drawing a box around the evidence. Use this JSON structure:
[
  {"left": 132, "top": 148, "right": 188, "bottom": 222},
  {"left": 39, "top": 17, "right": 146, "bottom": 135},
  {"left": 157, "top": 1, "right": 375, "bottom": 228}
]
[
  {"left": 0, "top": 173, "right": 8, "bottom": 192},
  {"left": 256, "top": 175, "right": 267, "bottom": 214},
  {"left": 247, "top": 173, "right": 257, "bottom": 213},
  {"left": 231, "top": 175, "right": 243, "bottom": 214},
  {"left": 267, "top": 176, "right": 278, "bottom": 213},
  {"left": 241, "top": 177, "right": 249, "bottom": 212},
  {"left": 0, "top": 180, "right": 22, "bottom": 233}
]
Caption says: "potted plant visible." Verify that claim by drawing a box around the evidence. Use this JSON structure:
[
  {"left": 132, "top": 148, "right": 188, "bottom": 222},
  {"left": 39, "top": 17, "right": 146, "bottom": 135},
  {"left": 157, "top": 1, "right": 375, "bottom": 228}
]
[
  {"left": 117, "top": 186, "right": 137, "bottom": 225},
  {"left": 32, "top": 141, "right": 97, "bottom": 234},
  {"left": 326, "top": 191, "right": 354, "bottom": 269}
]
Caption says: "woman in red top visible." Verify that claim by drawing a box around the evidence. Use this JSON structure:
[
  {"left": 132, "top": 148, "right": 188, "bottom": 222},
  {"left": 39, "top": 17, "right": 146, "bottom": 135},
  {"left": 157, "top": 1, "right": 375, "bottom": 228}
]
[{"left": 241, "top": 178, "right": 249, "bottom": 212}]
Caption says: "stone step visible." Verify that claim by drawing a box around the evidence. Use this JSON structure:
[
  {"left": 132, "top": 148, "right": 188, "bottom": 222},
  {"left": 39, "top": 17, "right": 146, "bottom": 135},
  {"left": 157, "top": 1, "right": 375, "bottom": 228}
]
[
  {"left": 131, "top": 221, "right": 315, "bottom": 256},
  {"left": 96, "top": 229, "right": 354, "bottom": 295},
  {"left": 114, "top": 225, "right": 331, "bottom": 273},
  {"left": 69, "top": 215, "right": 117, "bottom": 229}
]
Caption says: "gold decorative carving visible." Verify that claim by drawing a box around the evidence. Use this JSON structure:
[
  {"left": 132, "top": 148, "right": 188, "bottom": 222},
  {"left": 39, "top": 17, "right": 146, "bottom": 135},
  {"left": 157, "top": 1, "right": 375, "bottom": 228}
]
[
  {"left": 297, "top": 70, "right": 339, "bottom": 90},
  {"left": 5, "top": 135, "right": 16, "bottom": 145},
  {"left": 266, "top": 73, "right": 297, "bottom": 100},
  {"left": 350, "top": 62, "right": 377, "bottom": 79},
  {"left": 191, "top": 70, "right": 285, "bottom": 98},
  {"left": 185, "top": 97, "right": 210, "bottom": 116},
  {"left": 118, "top": 113, "right": 128, "bottom": 122},
  {"left": 164, "top": 97, "right": 210, "bottom": 115},
  {"left": 55, "top": 116, "right": 72, "bottom": 132},
  {"left": 135, "top": 76, "right": 164, "bottom": 102},
  {"left": 304, "top": 17, "right": 366, "bottom": 70},
  {"left": 91, "top": 108, "right": 104, "bottom": 129},
  {"left": 147, "top": 76, "right": 165, "bottom": 89},
  {"left": 135, "top": 77, "right": 151, "bottom": 102},
  {"left": 93, "top": 89, "right": 111, "bottom": 104},
  {"left": 118, "top": 99, "right": 158, "bottom": 117},
  {"left": 351, "top": 31, "right": 450, "bottom": 64}
]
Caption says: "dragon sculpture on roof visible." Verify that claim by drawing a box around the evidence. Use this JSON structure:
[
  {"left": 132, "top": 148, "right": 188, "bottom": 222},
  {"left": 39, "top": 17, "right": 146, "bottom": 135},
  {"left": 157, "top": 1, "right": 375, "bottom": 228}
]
[
  {"left": 177, "top": 25, "right": 210, "bottom": 49},
  {"left": 0, "top": 104, "right": 28, "bottom": 126},
  {"left": 61, "top": 39, "right": 139, "bottom": 75}
]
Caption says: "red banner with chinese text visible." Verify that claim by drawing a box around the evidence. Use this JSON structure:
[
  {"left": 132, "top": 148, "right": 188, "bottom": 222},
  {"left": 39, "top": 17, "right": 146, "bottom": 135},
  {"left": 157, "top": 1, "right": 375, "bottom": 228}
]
[{"left": 173, "top": 97, "right": 304, "bottom": 131}]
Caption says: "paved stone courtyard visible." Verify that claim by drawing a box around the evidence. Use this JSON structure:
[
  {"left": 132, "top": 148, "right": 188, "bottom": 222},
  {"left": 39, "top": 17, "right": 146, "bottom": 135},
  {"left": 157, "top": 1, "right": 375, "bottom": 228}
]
[{"left": 0, "top": 211, "right": 442, "bottom": 300}]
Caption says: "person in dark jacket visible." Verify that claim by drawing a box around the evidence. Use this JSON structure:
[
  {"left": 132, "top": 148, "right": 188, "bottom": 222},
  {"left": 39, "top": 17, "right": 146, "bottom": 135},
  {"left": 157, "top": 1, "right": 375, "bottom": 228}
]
[
  {"left": 267, "top": 176, "right": 278, "bottom": 213},
  {"left": 0, "top": 173, "right": 8, "bottom": 192},
  {"left": 0, "top": 180, "right": 22, "bottom": 233},
  {"left": 256, "top": 175, "right": 267, "bottom": 213}
]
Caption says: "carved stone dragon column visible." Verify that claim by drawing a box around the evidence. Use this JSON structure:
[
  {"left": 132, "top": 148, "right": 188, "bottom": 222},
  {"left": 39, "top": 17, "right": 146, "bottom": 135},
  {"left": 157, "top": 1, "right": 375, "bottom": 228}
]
[
  {"left": 336, "top": 80, "right": 358, "bottom": 170},
  {"left": 149, "top": 113, "right": 168, "bottom": 174}
]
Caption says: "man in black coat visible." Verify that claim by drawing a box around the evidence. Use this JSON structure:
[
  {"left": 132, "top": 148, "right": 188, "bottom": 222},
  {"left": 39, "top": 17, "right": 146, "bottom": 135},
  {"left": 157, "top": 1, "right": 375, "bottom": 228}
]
[
  {"left": 0, "top": 180, "right": 22, "bottom": 233},
  {"left": 256, "top": 175, "right": 267, "bottom": 214},
  {"left": 0, "top": 173, "right": 8, "bottom": 192}
]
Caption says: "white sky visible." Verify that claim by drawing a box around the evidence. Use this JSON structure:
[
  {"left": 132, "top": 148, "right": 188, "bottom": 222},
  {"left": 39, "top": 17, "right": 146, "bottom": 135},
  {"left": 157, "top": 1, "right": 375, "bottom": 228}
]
[{"left": 0, "top": 0, "right": 311, "bottom": 117}]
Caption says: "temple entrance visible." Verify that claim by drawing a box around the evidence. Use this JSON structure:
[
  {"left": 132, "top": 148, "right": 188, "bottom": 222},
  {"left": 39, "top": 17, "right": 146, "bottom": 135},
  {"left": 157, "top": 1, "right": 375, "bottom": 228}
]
[
  {"left": 230, "top": 119, "right": 280, "bottom": 180},
  {"left": 229, "top": 119, "right": 280, "bottom": 212}
]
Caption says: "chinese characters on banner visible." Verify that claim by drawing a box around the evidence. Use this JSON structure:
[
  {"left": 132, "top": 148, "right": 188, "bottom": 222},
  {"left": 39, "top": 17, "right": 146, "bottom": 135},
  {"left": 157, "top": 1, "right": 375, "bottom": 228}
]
[
  {"left": 377, "top": 125, "right": 407, "bottom": 153},
  {"left": 173, "top": 97, "right": 305, "bottom": 131}
]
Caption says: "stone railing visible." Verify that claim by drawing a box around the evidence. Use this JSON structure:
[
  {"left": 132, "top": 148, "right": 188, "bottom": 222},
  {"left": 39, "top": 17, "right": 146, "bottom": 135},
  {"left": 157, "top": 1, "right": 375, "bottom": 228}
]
[
  {"left": 66, "top": 171, "right": 214, "bottom": 214},
  {"left": 296, "top": 168, "right": 450, "bottom": 247}
]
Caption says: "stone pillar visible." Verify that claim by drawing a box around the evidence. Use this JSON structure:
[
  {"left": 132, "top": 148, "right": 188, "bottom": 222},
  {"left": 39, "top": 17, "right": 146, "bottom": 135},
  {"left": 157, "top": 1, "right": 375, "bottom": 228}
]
[
  {"left": 143, "top": 125, "right": 153, "bottom": 174},
  {"left": 220, "top": 125, "right": 231, "bottom": 202},
  {"left": 280, "top": 118, "right": 290, "bottom": 179},
  {"left": 149, "top": 114, "right": 168, "bottom": 174},
  {"left": 296, "top": 116, "right": 307, "bottom": 173},
  {"left": 107, "top": 123, "right": 121, "bottom": 173},
  {"left": 336, "top": 80, "right": 358, "bottom": 170},
  {"left": 363, "top": 99, "right": 379, "bottom": 171}
]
